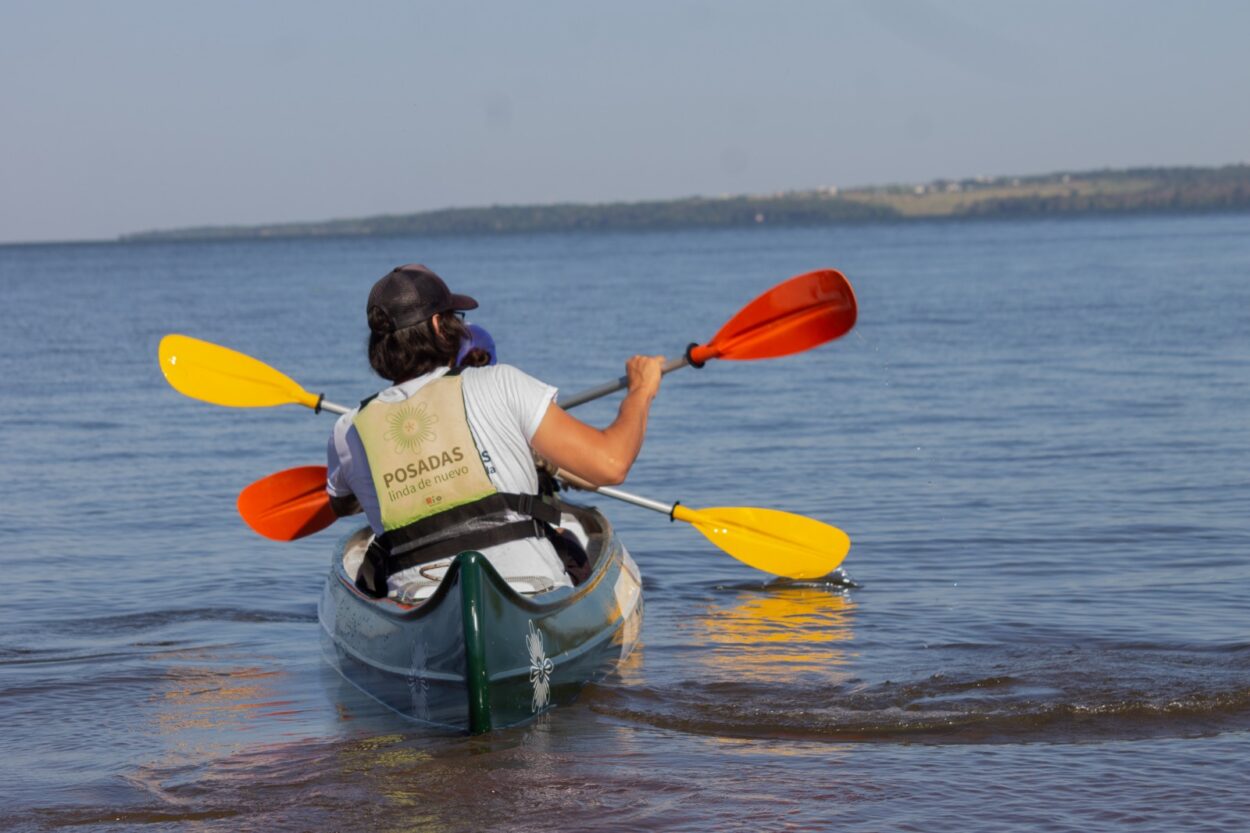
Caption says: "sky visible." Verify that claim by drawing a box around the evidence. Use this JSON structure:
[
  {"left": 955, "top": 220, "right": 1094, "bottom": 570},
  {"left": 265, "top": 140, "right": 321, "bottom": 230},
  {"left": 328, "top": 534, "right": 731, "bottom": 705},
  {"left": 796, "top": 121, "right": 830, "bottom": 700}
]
[{"left": 2, "top": 0, "right": 1248, "bottom": 244}]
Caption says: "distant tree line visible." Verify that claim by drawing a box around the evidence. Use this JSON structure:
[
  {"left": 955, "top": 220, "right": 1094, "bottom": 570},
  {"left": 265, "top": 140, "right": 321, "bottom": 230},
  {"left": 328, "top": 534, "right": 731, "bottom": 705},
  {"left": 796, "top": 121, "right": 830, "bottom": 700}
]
[
  {"left": 120, "top": 164, "right": 1250, "bottom": 242},
  {"left": 957, "top": 165, "right": 1250, "bottom": 218}
]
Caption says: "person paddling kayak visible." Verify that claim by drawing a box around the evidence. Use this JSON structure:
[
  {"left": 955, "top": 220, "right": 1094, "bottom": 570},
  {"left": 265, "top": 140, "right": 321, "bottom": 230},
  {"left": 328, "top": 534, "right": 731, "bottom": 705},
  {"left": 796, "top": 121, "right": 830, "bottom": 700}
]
[{"left": 326, "top": 264, "right": 664, "bottom": 598}]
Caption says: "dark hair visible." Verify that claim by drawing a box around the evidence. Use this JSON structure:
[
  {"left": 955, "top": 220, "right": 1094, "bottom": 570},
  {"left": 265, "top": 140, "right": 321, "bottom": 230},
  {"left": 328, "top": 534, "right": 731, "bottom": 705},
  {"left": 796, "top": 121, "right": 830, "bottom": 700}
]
[
  {"left": 458, "top": 347, "right": 493, "bottom": 368},
  {"left": 368, "top": 310, "right": 469, "bottom": 383}
]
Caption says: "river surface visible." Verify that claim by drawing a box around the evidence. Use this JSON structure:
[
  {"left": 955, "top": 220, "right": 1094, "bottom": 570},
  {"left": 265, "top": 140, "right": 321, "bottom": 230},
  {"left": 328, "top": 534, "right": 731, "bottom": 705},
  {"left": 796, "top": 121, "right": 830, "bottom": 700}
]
[{"left": 2, "top": 215, "right": 1248, "bottom": 831}]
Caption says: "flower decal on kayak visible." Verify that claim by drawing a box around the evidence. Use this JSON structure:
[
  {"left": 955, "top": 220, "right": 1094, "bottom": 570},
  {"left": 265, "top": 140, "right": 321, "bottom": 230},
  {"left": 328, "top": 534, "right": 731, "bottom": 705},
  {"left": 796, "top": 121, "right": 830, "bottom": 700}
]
[
  {"left": 384, "top": 403, "right": 438, "bottom": 454},
  {"left": 527, "top": 620, "right": 554, "bottom": 712}
]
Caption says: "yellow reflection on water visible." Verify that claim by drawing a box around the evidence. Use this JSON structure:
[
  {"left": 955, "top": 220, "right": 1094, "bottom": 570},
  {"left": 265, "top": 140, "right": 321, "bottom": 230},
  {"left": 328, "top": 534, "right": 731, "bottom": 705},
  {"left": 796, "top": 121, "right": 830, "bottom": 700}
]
[{"left": 689, "top": 585, "right": 857, "bottom": 682}]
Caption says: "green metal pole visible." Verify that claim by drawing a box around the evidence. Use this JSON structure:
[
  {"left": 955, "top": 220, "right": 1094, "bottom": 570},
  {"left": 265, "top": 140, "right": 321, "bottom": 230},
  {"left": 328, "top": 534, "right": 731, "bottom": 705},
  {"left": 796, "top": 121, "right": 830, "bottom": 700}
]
[{"left": 459, "top": 552, "right": 492, "bottom": 733}]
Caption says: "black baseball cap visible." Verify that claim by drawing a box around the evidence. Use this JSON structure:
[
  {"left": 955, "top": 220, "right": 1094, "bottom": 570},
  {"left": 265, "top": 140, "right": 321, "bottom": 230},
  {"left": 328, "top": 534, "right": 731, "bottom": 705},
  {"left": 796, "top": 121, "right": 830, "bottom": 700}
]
[{"left": 367, "top": 264, "right": 478, "bottom": 331}]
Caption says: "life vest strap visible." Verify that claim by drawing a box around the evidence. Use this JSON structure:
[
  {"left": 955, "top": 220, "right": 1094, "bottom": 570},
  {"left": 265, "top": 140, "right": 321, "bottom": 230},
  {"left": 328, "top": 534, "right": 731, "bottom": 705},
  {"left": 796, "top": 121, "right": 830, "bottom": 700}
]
[
  {"left": 355, "top": 492, "right": 562, "bottom": 598},
  {"left": 378, "top": 492, "right": 560, "bottom": 553},
  {"left": 391, "top": 518, "right": 549, "bottom": 572}
]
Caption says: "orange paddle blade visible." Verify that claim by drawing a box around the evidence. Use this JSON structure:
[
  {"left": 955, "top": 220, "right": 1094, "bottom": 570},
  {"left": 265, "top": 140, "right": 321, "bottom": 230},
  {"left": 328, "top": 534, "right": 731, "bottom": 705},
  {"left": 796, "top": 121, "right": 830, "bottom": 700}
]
[
  {"left": 691, "top": 269, "right": 857, "bottom": 365},
  {"left": 237, "top": 465, "right": 337, "bottom": 541}
]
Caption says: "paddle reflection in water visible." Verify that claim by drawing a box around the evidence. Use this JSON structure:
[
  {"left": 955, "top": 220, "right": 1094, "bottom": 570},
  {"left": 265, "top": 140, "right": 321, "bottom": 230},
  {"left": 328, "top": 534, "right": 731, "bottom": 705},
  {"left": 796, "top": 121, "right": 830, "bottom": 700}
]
[{"left": 687, "top": 582, "right": 856, "bottom": 683}]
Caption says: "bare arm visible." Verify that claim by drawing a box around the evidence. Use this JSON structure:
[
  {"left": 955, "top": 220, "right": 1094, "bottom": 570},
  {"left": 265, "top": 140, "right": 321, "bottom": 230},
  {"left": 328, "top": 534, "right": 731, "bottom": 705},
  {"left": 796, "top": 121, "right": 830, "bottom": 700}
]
[{"left": 530, "top": 355, "right": 663, "bottom": 487}]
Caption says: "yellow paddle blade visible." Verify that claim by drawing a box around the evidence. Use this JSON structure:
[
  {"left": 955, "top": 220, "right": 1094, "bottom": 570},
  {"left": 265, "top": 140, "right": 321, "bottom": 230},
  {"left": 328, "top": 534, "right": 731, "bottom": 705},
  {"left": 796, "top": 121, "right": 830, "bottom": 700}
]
[
  {"left": 672, "top": 505, "right": 850, "bottom": 579},
  {"left": 158, "top": 334, "right": 322, "bottom": 410}
]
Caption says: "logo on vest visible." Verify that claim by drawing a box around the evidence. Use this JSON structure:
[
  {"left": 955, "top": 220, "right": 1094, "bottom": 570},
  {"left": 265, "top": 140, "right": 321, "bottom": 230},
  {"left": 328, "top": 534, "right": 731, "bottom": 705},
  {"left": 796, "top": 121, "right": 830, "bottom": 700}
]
[
  {"left": 383, "top": 403, "right": 438, "bottom": 454},
  {"left": 381, "top": 446, "right": 468, "bottom": 488}
]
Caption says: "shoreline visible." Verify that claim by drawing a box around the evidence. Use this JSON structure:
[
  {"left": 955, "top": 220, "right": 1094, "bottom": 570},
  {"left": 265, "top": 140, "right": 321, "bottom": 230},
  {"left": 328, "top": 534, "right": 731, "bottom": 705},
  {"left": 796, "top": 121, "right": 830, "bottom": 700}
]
[
  {"left": 117, "top": 163, "right": 1250, "bottom": 243},
  {"left": 4, "top": 164, "right": 1248, "bottom": 247}
]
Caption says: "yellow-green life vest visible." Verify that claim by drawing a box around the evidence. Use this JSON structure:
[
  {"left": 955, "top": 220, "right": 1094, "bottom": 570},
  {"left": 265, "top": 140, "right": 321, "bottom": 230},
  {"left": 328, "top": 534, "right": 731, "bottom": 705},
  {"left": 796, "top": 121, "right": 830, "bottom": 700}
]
[
  {"left": 348, "top": 369, "right": 563, "bottom": 599},
  {"left": 353, "top": 372, "right": 497, "bottom": 532}
]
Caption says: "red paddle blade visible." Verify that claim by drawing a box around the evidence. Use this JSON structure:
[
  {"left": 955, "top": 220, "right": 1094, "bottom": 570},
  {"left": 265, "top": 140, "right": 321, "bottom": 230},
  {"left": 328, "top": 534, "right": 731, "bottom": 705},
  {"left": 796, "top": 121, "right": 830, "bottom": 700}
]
[
  {"left": 691, "top": 269, "right": 857, "bottom": 364},
  {"left": 237, "top": 465, "right": 337, "bottom": 541}
]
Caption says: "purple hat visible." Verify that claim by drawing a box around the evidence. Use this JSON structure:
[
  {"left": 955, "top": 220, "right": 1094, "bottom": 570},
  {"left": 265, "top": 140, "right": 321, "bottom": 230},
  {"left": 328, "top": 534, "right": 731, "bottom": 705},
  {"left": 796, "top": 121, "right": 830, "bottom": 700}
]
[
  {"left": 367, "top": 264, "right": 478, "bottom": 331},
  {"left": 457, "top": 323, "right": 497, "bottom": 366}
]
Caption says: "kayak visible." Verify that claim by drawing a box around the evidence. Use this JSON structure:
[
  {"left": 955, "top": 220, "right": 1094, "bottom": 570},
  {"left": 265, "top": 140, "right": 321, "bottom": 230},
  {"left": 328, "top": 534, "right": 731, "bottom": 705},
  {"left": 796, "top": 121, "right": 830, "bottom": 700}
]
[{"left": 317, "top": 497, "right": 643, "bottom": 733}]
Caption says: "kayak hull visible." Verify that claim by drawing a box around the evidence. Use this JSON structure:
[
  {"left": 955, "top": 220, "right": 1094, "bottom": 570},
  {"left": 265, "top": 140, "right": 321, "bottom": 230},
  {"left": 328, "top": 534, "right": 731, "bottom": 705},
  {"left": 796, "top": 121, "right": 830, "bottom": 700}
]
[{"left": 317, "top": 500, "right": 643, "bottom": 733}]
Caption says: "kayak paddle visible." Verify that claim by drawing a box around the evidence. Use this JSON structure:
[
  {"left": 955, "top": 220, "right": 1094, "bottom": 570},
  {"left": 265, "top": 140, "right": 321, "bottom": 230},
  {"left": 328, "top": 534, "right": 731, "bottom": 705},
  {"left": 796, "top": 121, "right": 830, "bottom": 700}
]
[
  {"left": 656, "top": 501, "right": 849, "bottom": 580},
  {"left": 160, "top": 268, "right": 855, "bottom": 414},
  {"left": 559, "top": 268, "right": 857, "bottom": 408},
  {"left": 555, "top": 470, "right": 850, "bottom": 579},
  {"left": 158, "top": 334, "right": 351, "bottom": 415},
  {"left": 237, "top": 464, "right": 849, "bottom": 579}
]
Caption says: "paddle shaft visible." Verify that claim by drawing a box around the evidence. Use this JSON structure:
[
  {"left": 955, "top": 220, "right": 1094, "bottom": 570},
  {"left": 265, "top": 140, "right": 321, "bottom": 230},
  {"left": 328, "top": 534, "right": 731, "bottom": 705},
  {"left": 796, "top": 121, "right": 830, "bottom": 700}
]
[
  {"left": 318, "top": 370, "right": 647, "bottom": 417},
  {"left": 321, "top": 359, "right": 665, "bottom": 416},
  {"left": 594, "top": 484, "right": 679, "bottom": 516},
  {"left": 313, "top": 358, "right": 691, "bottom": 416},
  {"left": 318, "top": 356, "right": 684, "bottom": 416},
  {"left": 560, "top": 355, "right": 690, "bottom": 409},
  {"left": 555, "top": 468, "right": 675, "bottom": 515},
  {"left": 312, "top": 356, "right": 663, "bottom": 417},
  {"left": 318, "top": 400, "right": 351, "bottom": 416},
  {"left": 276, "top": 358, "right": 654, "bottom": 421}
]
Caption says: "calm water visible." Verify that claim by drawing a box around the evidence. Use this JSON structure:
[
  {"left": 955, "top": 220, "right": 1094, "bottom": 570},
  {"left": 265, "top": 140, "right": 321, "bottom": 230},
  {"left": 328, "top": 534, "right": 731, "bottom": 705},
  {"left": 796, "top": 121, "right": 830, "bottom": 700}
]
[{"left": 2, "top": 215, "right": 1248, "bottom": 831}]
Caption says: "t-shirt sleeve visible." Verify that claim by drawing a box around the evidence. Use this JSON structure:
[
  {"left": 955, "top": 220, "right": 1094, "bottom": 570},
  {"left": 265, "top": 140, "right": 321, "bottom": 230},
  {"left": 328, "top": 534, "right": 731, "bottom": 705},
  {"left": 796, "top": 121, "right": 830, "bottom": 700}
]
[
  {"left": 488, "top": 364, "right": 558, "bottom": 440},
  {"left": 325, "top": 413, "right": 355, "bottom": 498}
]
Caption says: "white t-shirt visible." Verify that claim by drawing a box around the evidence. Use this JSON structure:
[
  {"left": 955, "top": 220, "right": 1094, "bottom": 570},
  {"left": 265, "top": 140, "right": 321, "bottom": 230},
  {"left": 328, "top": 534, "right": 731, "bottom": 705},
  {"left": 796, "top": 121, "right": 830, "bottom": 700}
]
[{"left": 326, "top": 364, "right": 570, "bottom": 592}]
